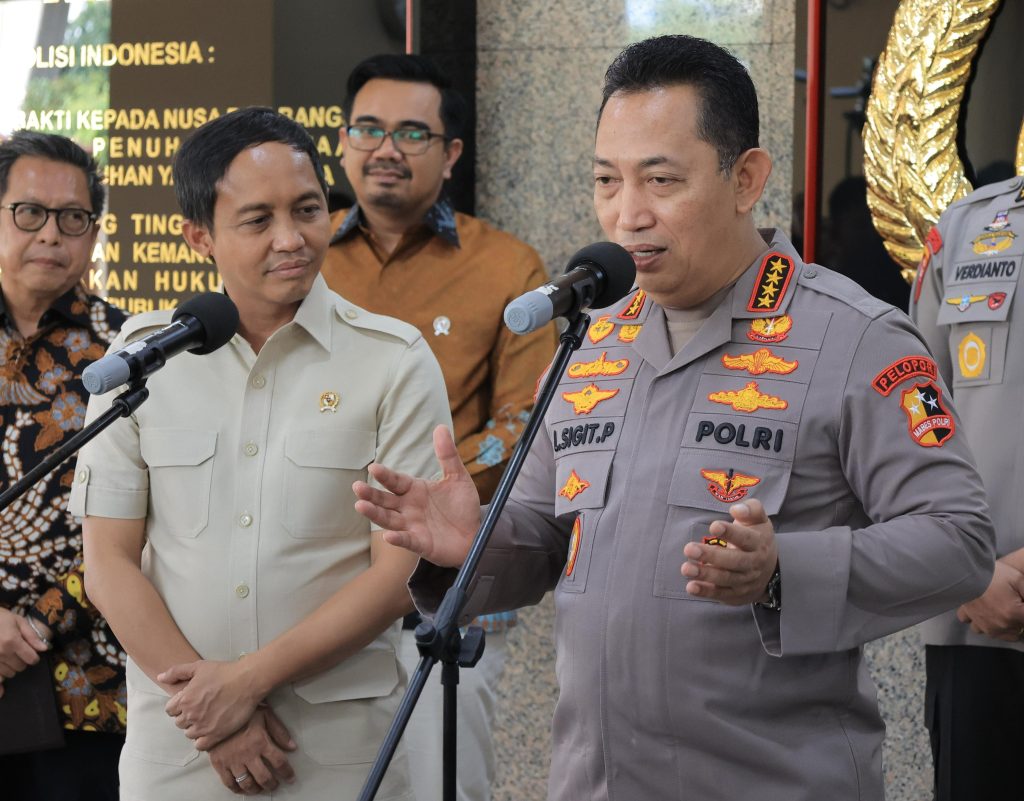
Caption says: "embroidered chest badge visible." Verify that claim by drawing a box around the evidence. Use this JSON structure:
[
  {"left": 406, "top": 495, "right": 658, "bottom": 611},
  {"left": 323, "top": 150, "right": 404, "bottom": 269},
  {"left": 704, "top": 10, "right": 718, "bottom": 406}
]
[
  {"left": 957, "top": 332, "right": 986, "bottom": 379},
  {"left": 708, "top": 381, "right": 788, "bottom": 413},
  {"left": 900, "top": 381, "right": 955, "bottom": 447},
  {"left": 747, "top": 314, "right": 792, "bottom": 343},
  {"left": 721, "top": 347, "right": 798, "bottom": 376},
  {"left": 988, "top": 292, "right": 1006, "bottom": 310},
  {"left": 972, "top": 213, "right": 1016, "bottom": 255},
  {"left": 567, "top": 351, "right": 629, "bottom": 379},
  {"left": 617, "top": 289, "right": 646, "bottom": 320},
  {"left": 565, "top": 516, "right": 582, "bottom": 577},
  {"left": 319, "top": 391, "right": 340, "bottom": 413},
  {"left": 558, "top": 469, "right": 591, "bottom": 501},
  {"left": 701, "top": 468, "right": 761, "bottom": 503},
  {"left": 587, "top": 315, "right": 614, "bottom": 344},
  {"left": 617, "top": 324, "right": 642, "bottom": 343},
  {"left": 746, "top": 252, "right": 794, "bottom": 313},
  {"left": 561, "top": 383, "right": 620, "bottom": 415},
  {"left": 945, "top": 293, "right": 988, "bottom": 312}
]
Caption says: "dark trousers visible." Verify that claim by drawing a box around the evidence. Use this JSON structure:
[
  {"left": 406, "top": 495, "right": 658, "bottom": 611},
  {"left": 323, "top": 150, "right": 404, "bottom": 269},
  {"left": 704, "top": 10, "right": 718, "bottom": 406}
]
[
  {"left": 0, "top": 730, "right": 123, "bottom": 801},
  {"left": 925, "top": 644, "right": 1024, "bottom": 801}
]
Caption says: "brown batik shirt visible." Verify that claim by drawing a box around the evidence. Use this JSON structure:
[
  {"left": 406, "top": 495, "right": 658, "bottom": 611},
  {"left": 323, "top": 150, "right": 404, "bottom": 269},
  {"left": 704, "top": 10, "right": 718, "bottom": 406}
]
[{"left": 0, "top": 282, "right": 127, "bottom": 733}]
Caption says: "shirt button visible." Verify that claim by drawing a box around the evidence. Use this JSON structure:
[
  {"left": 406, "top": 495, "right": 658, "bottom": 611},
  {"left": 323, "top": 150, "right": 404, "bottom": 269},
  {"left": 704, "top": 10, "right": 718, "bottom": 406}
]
[
  {"left": 239, "top": 513, "right": 253, "bottom": 528},
  {"left": 243, "top": 441, "right": 258, "bottom": 457},
  {"left": 344, "top": 309, "right": 358, "bottom": 320},
  {"left": 77, "top": 468, "right": 89, "bottom": 483},
  {"left": 251, "top": 374, "right": 266, "bottom": 389},
  {"left": 804, "top": 268, "right": 817, "bottom": 278},
  {"left": 235, "top": 583, "right": 250, "bottom": 599},
  {"left": 238, "top": 651, "right": 247, "bottom": 659}
]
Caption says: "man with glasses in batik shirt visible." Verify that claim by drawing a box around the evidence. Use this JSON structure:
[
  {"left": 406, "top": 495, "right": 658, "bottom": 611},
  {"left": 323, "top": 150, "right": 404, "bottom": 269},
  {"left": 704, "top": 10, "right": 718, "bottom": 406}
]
[
  {"left": 320, "top": 54, "right": 557, "bottom": 801},
  {"left": 0, "top": 130, "right": 127, "bottom": 801}
]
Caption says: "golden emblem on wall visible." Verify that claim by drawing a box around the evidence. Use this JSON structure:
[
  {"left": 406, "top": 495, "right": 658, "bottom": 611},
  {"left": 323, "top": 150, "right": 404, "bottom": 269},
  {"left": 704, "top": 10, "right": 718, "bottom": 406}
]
[{"left": 864, "top": 0, "right": 1024, "bottom": 282}]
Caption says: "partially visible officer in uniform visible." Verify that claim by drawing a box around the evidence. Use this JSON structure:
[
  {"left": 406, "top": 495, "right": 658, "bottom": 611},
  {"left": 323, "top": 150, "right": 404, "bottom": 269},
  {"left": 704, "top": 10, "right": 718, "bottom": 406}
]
[
  {"left": 322, "top": 53, "right": 557, "bottom": 801},
  {"left": 72, "top": 108, "right": 450, "bottom": 800},
  {"left": 911, "top": 174, "right": 1024, "bottom": 801},
  {"left": 0, "top": 130, "right": 127, "bottom": 801},
  {"left": 353, "top": 35, "right": 996, "bottom": 800}
]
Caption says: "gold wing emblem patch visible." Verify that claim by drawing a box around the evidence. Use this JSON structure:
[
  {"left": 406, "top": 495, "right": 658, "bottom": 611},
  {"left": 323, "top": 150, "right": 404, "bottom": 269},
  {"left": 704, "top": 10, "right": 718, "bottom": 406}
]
[{"left": 707, "top": 381, "right": 788, "bottom": 413}]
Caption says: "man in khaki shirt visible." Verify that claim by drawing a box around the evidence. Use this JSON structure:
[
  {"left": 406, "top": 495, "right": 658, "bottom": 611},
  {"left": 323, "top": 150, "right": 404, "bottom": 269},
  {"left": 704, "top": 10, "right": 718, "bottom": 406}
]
[{"left": 71, "top": 108, "right": 450, "bottom": 799}]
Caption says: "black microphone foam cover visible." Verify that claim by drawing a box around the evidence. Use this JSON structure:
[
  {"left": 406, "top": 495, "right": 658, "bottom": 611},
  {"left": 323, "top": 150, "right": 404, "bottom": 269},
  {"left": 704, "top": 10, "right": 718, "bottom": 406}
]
[
  {"left": 173, "top": 292, "right": 240, "bottom": 355},
  {"left": 566, "top": 242, "right": 637, "bottom": 308}
]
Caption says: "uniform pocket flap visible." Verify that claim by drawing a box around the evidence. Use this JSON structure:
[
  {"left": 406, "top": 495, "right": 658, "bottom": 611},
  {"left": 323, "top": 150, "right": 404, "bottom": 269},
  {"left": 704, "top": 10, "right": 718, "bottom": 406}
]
[
  {"left": 936, "top": 283, "right": 1015, "bottom": 325},
  {"left": 292, "top": 645, "right": 399, "bottom": 704},
  {"left": 140, "top": 429, "right": 217, "bottom": 467},
  {"left": 553, "top": 450, "right": 614, "bottom": 516},
  {"left": 668, "top": 452, "right": 791, "bottom": 516},
  {"left": 285, "top": 429, "right": 376, "bottom": 469}
]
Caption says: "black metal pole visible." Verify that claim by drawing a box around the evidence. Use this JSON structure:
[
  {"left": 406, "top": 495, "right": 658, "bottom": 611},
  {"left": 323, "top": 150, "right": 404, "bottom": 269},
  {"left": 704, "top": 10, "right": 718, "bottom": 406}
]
[
  {"left": 0, "top": 383, "right": 149, "bottom": 511},
  {"left": 357, "top": 312, "right": 591, "bottom": 801}
]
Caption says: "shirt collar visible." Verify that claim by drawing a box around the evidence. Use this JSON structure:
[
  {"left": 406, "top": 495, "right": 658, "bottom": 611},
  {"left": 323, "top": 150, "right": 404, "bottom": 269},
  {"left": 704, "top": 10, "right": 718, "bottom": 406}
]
[
  {"left": 0, "top": 282, "right": 96, "bottom": 333},
  {"left": 289, "top": 273, "right": 335, "bottom": 352},
  {"left": 330, "top": 197, "right": 461, "bottom": 248}
]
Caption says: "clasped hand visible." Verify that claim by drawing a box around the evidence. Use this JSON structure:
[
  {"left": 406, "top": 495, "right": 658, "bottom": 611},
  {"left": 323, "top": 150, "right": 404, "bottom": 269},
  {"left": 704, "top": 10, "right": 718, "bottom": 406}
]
[
  {"left": 159, "top": 658, "right": 262, "bottom": 750},
  {"left": 681, "top": 499, "right": 778, "bottom": 605}
]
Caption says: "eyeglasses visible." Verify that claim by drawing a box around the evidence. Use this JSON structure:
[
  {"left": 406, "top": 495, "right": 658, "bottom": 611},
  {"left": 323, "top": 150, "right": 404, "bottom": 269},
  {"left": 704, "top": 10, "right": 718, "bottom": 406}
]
[
  {"left": 3, "top": 202, "right": 96, "bottom": 236},
  {"left": 345, "top": 125, "right": 449, "bottom": 155}
]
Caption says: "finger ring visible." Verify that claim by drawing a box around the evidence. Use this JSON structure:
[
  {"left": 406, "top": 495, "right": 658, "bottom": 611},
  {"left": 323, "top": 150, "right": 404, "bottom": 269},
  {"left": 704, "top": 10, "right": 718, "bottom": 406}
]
[{"left": 234, "top": 772, "right": 251, "bottom": 784}]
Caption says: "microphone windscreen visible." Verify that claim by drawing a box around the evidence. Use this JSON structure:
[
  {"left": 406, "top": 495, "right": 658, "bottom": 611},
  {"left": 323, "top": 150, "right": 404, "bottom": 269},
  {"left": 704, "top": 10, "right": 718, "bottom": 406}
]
[
  {"left": 566, "top": 242, "right": 637, "bottom": 308},
  {"left": 173, "top": 293, "right": 240, "bottom": 355}
]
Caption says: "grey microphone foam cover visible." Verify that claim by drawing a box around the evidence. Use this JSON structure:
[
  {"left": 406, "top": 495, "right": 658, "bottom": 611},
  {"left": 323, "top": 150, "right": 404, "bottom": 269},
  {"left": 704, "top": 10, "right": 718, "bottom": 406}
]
[{"left": 504, "top": 292, "right": 555, "bottom": 335}]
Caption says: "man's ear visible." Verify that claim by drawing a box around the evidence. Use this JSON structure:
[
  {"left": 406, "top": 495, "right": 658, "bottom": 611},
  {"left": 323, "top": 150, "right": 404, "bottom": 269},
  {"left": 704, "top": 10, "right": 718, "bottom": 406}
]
[
  {"left": 442, "top": 137, "right": 464, "bottom": 180},
  {"left": 732, "top": 148, "right": 773, "bottom": 215},
  {"left": 182, "top": 219, "right": 214, "bottom": 260}
]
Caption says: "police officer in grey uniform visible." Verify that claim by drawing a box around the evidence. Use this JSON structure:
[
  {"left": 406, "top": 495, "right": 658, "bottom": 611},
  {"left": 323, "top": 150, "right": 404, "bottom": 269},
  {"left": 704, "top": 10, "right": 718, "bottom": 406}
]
[
  {"left": 355, "top": 36, "right": 996, "bottom": 800},
  {"left": 912, "top": 174, "right": 1024, "bottom": 801}
]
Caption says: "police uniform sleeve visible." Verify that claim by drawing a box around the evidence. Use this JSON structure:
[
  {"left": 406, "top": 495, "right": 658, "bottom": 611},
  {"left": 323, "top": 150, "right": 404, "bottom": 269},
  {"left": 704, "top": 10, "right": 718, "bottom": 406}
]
[
  {"left": 67, "top": 329, "right": 150, "bottom": 521},
  {"left": 755, "top": 309, "right": 994, "bottom": 656}
]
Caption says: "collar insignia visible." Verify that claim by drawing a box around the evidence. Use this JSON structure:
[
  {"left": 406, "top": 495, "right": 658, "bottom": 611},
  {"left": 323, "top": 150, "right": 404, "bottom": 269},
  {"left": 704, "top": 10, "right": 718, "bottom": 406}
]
[
  {"left": 746, "top": 252, "right": 794, "bottom": 313},
  {"left": 616, "top": 289, "right": 646, "bottom": 320}
]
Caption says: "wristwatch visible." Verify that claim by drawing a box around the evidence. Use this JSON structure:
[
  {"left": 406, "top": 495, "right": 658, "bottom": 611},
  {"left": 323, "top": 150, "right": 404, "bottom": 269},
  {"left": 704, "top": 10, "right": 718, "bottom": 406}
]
[{"left": 756, "top": 562, "right": 782, "bottom": 612}]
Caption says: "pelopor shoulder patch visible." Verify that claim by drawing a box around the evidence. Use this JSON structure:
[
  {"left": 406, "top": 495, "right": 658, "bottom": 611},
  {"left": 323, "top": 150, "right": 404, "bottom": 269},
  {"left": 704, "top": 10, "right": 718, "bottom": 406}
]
[
  {"left": 747, "top": 252, "right": 795, "bottom": 313},
  {"left": 871, "top": 356, "right": 938, "bottom": 396}
]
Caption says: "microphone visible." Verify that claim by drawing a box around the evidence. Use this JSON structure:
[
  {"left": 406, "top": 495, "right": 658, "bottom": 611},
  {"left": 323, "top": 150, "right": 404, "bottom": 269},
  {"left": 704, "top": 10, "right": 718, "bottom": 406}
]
[
  {"left": 83, "top": 292, "right": 240, "bottom": 395},
  {"left": 503, "top": 242, "right": 636, "bottom": 334}
]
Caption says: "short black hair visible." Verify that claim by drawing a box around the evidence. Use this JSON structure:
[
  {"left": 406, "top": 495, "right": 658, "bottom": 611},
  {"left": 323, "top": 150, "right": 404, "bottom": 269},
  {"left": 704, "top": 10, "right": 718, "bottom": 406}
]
[
  {"left": 344, "top": 53, "right": 467, "bottom": 140},
  {"left": 0, "top": 130, "right": 105, "bottom": 214},
  {"left": 599, "top": 35, "right": 759, "bottom": 173},
  {"left": 173, "top": 107, "right": 328, "bottom": 227}
]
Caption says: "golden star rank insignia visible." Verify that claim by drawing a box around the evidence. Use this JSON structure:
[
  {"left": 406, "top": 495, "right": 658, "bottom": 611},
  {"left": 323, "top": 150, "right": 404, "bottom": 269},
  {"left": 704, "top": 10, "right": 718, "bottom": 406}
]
[{"left": 746, "top": 252, "right": 794, "bottom": 313}]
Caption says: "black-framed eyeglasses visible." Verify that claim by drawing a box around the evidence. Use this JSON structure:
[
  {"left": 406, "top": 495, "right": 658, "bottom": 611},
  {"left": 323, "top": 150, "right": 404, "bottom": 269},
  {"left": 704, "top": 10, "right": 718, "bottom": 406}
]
[
  {"left": 345, "top": 125, "right": 449, "bottom": 155},
  {"left": 3, "top": 202, "right": 97, "bottom": 236}
]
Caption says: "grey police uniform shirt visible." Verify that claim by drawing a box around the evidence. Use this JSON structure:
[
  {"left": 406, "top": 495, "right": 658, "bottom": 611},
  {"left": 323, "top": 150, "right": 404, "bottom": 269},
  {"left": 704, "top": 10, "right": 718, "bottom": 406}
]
[
  {"left": 912, "top": 175, "right": 1024, "bottom": 650},
  {"left": 412, "top": 230, "right": 994, "bottom": 801},
  {"left": 69, "top": 275, "right": 449, "bottom": 801}
]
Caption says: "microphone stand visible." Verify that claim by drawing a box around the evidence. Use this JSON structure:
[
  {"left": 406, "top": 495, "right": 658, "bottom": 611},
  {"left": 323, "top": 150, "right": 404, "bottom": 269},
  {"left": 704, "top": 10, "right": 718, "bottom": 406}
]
[
  {"left": 0, "top": 381, "right": 149, "bottom": 511},
  {"left": 358, "top": 311, "right": 591, "bottom": 801}
]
